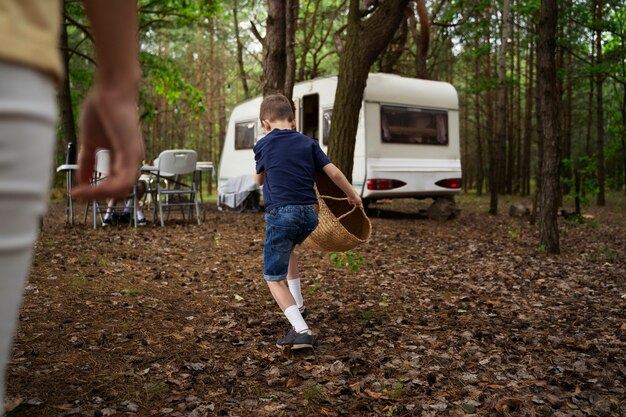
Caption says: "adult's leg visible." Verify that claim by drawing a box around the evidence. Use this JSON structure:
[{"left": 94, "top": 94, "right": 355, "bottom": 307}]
[{"left": 0, "top": 62, "right": 56, "bottom": 414}]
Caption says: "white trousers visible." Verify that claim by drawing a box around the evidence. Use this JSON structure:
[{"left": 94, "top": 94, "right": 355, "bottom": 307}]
[{"left": 0, "top": 60, "right": 56, "bottom": 414}]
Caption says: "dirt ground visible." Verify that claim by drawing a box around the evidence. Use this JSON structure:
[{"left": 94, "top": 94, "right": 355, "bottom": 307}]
[{"left": 5, "top": 196, "right": 626, "bottom": 417}]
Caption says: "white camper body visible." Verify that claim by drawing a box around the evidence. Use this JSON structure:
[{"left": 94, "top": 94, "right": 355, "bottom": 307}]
[{"left": 218, "top": 73, "right": 462, "bottom": 205}]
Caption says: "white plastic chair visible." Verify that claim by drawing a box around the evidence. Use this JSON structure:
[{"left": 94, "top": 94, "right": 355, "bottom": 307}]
[
  {"left": 155, "top": 149, "right": 200, "bottom": 226},
  {"left": 84, "top": 149, "right": 137, "bottom": 228}
]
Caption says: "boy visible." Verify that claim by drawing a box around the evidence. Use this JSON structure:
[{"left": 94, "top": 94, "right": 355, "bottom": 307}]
[{"left": 253, "top": 94, "right": 361, "bottom": 349}]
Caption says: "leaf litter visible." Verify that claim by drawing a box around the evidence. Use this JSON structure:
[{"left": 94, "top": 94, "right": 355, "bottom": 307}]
[{"left": 5, "top": 199, "right": 626, "bottom": 416}]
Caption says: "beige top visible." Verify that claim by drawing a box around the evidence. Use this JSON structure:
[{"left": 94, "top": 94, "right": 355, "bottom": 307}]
[{"left": 0, "top": 0, "right": 63, "bottom": 82}]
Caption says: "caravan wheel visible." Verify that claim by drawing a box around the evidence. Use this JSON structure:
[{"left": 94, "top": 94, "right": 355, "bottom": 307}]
[{"left": 427, "top": 197, "right": 460, "bottom": 220}]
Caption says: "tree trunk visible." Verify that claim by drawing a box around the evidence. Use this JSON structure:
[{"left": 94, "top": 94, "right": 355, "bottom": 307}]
[
  {"left": 475, "top": 70, "right": 484, "bottom": 196},
  {"left": 562, "top": 46, "right": 573, "bottom": 196},
  {"left": 496, "top": 0, "right": 511, "bottom": 198},
  {"left": 284, "top": 0, "right": 298, "bottom": 99},
  {"left": 486, "top": 5, "right": 498, "bottom": 215},
  {"left": 327, "top": 0, "right": 411, "bottom": 181},
  {"left": 415, "top": 0, "right": 430, "bottom": 79},
  {"left": 537, "top": 0, "right": 560, "bottom": 254},
  {"left": 595, "top": 0, "right": 605, "bottom": 206},
  {"left": 233, "top": 0, "right": 250, "bottom": 99},
  {"left": 522, "top": 41, "right": 533, "bottom": 196},
  {"left": 263, "top": 0, "right": 287, "bottom": 96},
  {"left": 262, "top": 0, "right": 298, "bottom": 98},
  {"left": 622, "top": 81, "right": 626, "bottom": 195},
  {"left": 59, "top": 21, "right": 78, "bottom": 151}
]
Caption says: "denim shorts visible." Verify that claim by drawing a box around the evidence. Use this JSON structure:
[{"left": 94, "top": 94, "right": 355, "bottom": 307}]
[{"left": 263, "top": 205, "right": 318, "bottom": 281}]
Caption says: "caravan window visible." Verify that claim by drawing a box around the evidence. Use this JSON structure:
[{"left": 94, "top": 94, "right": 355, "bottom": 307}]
[
  {"left": 322, "top": 109, "right": 332, "bottom": 146},
  {"left": 381, "top": 105, "right": 448, "bottom": 145},
  {"left": 235, "top": 121, "right": 256, "bottom": 149}
]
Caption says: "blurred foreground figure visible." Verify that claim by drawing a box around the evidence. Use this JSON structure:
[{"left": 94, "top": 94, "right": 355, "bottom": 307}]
[{"left": 0, "top": 1, "right": 143, "bottom": 412}]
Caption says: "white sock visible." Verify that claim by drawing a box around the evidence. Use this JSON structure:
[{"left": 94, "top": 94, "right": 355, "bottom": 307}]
[
  {"left": 287, "top": 278, "right": 304, "bottom": 309},
  {"left": 284, "top": 305, "right": 309, "bottom": 334},
  {"left": 123, "top": 200, "right": 132, "bottom": 214},
  {"left": 136, "top": 209, "right": 145, "bottom": 221}
]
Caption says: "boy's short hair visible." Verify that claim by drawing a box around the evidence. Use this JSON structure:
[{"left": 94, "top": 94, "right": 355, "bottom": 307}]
[{"left": 260, "top": 94, "right": 294, "bottom": 123}]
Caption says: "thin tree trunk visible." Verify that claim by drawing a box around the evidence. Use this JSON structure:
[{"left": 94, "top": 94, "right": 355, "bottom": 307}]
[
  {"left": 499, "top": 2, "right": 511, "bottom": 197},
  {"left": 233, "top": 0, "right": 250, "bottom": 99},
  {"left": 522, "top": 41, "right": 533, "bottom": 196},
  {"left": 59, "top": 21, "right": 78, "bottom": 151},
  {"left": 595, "top": 0, "right": 605, "bottom": 206},
  {"left": 485, "top": 6, "right": 497, "bottom": 214},
  {"left": 563, "top": 45, "right": 573, "bottom": 196},
  {"left": 473, "top": 34, "right": 484, "bottom": 195},
  {"left": 415, "top": 0, "right": 430, "bottom": 79},
  {"left": 514, "top": 14, "right": 522, "bottom": 195},
  {"left": 537, "top": 0, "right": 560, "bottom": 254},
  {"left": 208, "top": 17, "right": 215, "bottom": 162}
]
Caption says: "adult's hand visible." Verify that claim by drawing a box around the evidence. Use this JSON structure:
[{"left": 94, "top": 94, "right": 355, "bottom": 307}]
[
  {"left": 71, "top": 86, "right": 144, "bottom": 200},
  {"left": 70, "top": 0, "right": 143, "bottom": 200}
]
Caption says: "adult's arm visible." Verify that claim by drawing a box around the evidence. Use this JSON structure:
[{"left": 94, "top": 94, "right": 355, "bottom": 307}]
[{"left": 72, "top": 0, "right": 144, "bottom": 200}]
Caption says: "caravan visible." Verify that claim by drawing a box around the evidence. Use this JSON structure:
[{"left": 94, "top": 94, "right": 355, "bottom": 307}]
[{"left": 218, "top": 73, "right": 462, "bottom": 209}]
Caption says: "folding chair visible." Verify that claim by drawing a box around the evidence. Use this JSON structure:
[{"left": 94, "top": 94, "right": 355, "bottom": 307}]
[
  {"left": 84, "top": 149, "right": 138, "bottom": 229},
  {"left": 154, "top": 149, "right": 200, "bottom": 227}
]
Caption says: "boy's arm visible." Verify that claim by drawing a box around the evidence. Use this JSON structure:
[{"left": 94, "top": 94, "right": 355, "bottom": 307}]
[
  {"left": 322, "top": 163, "right": 362, "bottom": 206},
  {"left": 255, "top": 172, "right": 265, "bottom": 186}
]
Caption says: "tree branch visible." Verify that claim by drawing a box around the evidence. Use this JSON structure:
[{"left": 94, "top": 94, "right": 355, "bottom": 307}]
[
  {"left": 249, "top": 20, "right": 265, "bottom": 46},
  {"left": 64, "top": 13, "right": 93, "bottom": 42}
]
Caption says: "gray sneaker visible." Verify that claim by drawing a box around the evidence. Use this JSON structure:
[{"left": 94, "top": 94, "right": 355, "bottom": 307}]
[{"left": 276, "top": 328, "right": 314, "bottom": 350}]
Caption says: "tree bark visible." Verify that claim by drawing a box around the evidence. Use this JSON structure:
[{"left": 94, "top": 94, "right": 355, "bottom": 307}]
[
  {"left": 522, "top": 41, "right": 534, "bottom": 196},
  {"left": 327, "top": 0, "right": 411, "bottom": 181},
  {"left": 233, "top": 0, "right": 250, "bottom": 99},
  {"left": 495, "top": 0, "right": 511, "bottom": 202},
  {"left": 284, "top": 0, "right": 299, "bottom": 99},
  {"left": 262, "top": 0, "right": 298, "bottom": 98},
  {"left": 59, "top": 21, "right": 78, "bottom": 150},
  {"left": 415, "top": 0, "right": 430, "bottom": 79},
  {"left": 485, "top": 5, "right": 497, "bottom": 215},
  {"left": 262, "top": 0, "right": 287, "bottom": 96},
  {"left": 595, "top": 0, "right": 605, "bottom": 206},
  {"left": 537, "top": 0, "right": 561, "bottom": 254}
]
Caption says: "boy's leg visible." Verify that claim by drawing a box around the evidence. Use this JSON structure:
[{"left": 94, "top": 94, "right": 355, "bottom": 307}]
[
  {"left": 266, "top": 280, "right": 308, "bottom": 333},
  {"left": 286, "top": 252, "right": 305, "bottom": 312},
  {"left": 263, "top": 207, "right": 314, "bottom": 348}
]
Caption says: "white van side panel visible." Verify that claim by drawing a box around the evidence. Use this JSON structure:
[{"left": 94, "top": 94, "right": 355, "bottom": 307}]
[{"left": 218, "top": 97, "right": 262, "bottom": 188}]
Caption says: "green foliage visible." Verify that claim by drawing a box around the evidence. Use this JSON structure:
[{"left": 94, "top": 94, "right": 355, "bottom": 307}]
[
  {"left": 302, "top": 384, "right": 327, "bottom": 405},
  {"left": 562, "top": 156, "right": 599, "bottom": 205},
  {"left": 329, "top": 250, "right": 365, "bottom": 272}
]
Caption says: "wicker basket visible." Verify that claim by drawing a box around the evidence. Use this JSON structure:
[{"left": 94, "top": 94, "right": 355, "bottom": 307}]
[{"left": 303, "top": 173, "right": 372, "bottom": 252}]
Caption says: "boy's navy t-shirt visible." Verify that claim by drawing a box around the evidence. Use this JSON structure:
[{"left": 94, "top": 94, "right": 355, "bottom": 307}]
[{"left": 254, "top": 128, "right": 331, "bottom": 212}]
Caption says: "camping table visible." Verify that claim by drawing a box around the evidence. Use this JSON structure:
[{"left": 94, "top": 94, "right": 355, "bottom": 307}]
[
  {"left": 195, "top": 162, "right": 214, "bottom": 220},
  {"left": 56, "top": 164, "right": 78, "bottom": 225},
  {"left": 140, "top": 162, "right": 213, "bottom": 222},
  {"left": 57, "top": 162, "right": 213, "bottom": 226}
]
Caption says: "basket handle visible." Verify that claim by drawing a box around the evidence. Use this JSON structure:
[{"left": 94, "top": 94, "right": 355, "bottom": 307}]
[{"left": 318, "top": 194, "right": 365, "bottom": 221}]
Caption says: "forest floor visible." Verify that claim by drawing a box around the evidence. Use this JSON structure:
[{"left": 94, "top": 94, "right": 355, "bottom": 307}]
[{"left": 5, "top": 194, "right": 626, "bottom": 417}]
